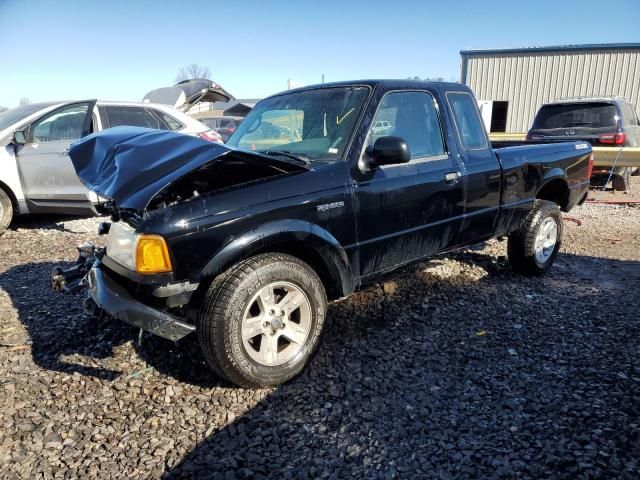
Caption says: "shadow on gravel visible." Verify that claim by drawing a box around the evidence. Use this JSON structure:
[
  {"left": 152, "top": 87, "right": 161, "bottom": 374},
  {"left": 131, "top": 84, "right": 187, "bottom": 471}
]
[
  {"left": 162, "top": 252, "right": 640, "bottom": 479},
  {"left": 0, "top": 260, "right": 223, "bottom": 386},
  {"left": 1, "top": 252, "right": 639, "bottom": 478}
]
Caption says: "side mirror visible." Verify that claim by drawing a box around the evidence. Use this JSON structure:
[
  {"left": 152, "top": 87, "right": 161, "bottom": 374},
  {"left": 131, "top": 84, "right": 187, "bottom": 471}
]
[
  {"left": 13, "top": 129, "right": 27, "bottom": 145},
  {"left": 362, "top": 136, "right": 410, "bottom": 171}
]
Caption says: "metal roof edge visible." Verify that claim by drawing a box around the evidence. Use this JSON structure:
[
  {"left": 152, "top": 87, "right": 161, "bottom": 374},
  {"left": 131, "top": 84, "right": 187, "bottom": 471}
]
[{"left": 460, "top": 43, "right": 640, "bottom": 56}]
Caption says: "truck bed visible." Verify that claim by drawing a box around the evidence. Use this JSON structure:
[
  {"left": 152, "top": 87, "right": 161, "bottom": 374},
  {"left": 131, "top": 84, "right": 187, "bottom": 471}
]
[
  {"left": 493, "top": 141, "right": 592, "bottom": 215},
  {"left": 490, "top": 134, "right": 640, "bottom": 168}
]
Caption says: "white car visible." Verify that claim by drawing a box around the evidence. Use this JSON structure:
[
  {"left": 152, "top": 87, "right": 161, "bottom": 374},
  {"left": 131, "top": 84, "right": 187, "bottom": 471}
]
[
  {"left": 371, "top": 120, "right": 392, "bottom": 135},
  {"left": 0, "top": 100, "right": 222, "bottom": 235}
]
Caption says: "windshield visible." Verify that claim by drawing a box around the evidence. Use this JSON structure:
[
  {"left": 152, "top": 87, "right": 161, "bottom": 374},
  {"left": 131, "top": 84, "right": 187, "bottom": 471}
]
[
  {"left": 226, "top": 86, "right": 369, "bottom": 161},
  {"left": 532, "top": 103, "right": 618, "bottom": 130},
  {"left": 0, "top": 104, "right": 51, "bottom": 132}
]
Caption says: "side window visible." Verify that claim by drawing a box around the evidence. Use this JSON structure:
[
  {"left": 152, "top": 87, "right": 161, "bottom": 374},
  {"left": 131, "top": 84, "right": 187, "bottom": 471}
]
[
  {"left": 153, "top": 110, "right": 184, "bottom": 131},
  {"left": 103, "top": 106, "right": 162, "bottom": 129},
  {"left": 30, "top": 104, "right": 89, "bottom": 143},
  {"left": 368, "top": 91, "right": 445, "bottom": 159},
  {"left": 447, "top": 92, "right": 488, "bottom": 150}
]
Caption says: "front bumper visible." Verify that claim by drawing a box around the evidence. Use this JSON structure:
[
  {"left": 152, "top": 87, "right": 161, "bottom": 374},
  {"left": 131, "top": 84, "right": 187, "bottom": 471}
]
[{"left": 87, "top": 266, "right": 195, "bottom": 341}]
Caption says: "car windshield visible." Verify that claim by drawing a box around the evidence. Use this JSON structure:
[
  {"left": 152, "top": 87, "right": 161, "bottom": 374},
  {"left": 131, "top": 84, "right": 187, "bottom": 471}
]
[
  {"left": 226, "top": 86, "right": 369, "bottom": 161},
  {"left": 532, "top": 103, "right": 618, "bottom": 130},
  {"left": 0, "top": 103, "right": 51, "bottom": 132}
]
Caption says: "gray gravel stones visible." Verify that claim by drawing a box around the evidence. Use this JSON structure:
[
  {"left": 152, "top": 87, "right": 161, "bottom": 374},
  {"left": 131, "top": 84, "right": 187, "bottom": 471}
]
[{"left": 1, "top": 185, "right": 639, "bottom": 478}]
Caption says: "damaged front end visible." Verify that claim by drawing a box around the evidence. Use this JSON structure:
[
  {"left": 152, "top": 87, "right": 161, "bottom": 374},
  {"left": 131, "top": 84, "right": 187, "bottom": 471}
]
[
  {"left": 51, "top": 241, "right": 101, "bottom": 294},
  {"left": 51, "top": 126, "right": 307, "bottom": 342},
  {"left": 50, "top": 238, "right": 198, "bottom": 342}
]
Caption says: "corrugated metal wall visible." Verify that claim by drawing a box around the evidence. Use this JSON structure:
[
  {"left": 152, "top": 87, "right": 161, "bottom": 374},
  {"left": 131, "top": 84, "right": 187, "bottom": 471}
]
[{"left": 463, "top": 48, "right": 640, "bottom": 132}]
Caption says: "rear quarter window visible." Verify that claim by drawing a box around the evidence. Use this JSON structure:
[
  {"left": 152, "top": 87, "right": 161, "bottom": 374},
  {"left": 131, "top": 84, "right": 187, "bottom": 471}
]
[
  {"left": 446, "top": 92, "right": 487, "bottom": 150},
  {"left": 102, "top": 106, "right": 162, "bottom": 129},
  {"left": 153, "top": 110, "right": 184, "bottom": 131}
]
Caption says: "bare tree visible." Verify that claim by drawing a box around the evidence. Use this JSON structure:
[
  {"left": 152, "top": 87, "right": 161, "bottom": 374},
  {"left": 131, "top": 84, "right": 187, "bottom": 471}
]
[
  {"left": 19, "top": 97, "right": 31, "bottom": 106},
  {"left": 175, "top": 64, "right": 211, "bottom": 83}
]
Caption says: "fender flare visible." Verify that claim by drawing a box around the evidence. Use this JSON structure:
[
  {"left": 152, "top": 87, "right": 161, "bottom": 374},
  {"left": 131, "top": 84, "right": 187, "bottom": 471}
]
[
  {"left": 198, "top": 219, "right": 355, "bottom": 298},
  {"left": 536, "top": 170, "right": 570, "bottom": 210}
]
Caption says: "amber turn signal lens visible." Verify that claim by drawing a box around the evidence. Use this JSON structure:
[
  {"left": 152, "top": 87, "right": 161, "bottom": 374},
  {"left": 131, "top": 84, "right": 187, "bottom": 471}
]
[{"left": 136, "top": 235, "right": 172, "bottom": 274}]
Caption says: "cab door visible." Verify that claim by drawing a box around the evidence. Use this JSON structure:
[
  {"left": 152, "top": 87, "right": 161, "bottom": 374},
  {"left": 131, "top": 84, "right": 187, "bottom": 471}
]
[
  {"left": 352, "top": 90, "right": 465, "bottom": 278},
  {"left": 445, "top": 91, "right": 501, "bottom": 243},
  {"left": 16, "top": 100, "right": 96, "bottom": 213}
]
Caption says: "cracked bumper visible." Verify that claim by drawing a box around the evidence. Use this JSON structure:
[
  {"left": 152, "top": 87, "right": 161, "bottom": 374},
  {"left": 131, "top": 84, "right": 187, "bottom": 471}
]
[{"left": 87, "top": 266, "right": 195, "bottom": 341}]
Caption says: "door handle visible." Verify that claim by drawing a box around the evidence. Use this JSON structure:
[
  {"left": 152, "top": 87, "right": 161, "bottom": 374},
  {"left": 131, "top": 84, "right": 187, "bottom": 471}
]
[
  {"left": 60, "top": 148, "right": 70, "bottom": 155},
  {"left": 444, "top": 172, "right": 460, "bottom": 185}
]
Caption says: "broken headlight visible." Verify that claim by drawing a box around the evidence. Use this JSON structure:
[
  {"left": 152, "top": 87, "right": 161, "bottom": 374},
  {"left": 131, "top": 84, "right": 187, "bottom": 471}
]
[{"left": 105, "top": 222, "right": 137, "bottom": 271}]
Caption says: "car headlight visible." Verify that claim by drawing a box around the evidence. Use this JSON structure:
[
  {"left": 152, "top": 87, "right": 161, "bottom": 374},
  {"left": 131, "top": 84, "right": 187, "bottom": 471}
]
[
  {"left": 105, "top": 223, "right": 173, "bottom": 274},
  {"left": 105, "top": 222, "right": 137, "bottom": 270}
]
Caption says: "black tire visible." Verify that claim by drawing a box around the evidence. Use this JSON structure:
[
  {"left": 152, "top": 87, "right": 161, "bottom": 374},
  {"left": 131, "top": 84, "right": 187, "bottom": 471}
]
[
  {"left": 198, "top": 253, "right": 327, "bottom": 388},
  {"left": 589, "top": 174, "right": 609, "bottom": 188},
  {"left": 611, "top": 168, "right": 631, "bottom": 191},
  {"left": 0, "top": 188, "right": 13, "bottom": 237},
  {"left": 507, "top": 200, "right": 563, "bottom": 276}
]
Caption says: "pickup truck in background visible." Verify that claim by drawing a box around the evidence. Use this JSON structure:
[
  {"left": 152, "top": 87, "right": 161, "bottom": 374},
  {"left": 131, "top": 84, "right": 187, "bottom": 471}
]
[
  {"left": 52, "top": 80, "right": 592, "bottom": 387},
  {"left": 526, "top": 97, "right": 640, "bottom": 191}
]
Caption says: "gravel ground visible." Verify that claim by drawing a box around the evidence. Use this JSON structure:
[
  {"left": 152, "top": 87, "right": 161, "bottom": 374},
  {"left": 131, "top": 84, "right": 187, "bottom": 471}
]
[{"left": 1, "top": 181, "right": 639, "bottom": 479}]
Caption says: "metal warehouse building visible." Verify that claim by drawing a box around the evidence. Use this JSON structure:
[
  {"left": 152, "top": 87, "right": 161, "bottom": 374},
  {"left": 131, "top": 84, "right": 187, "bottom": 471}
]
[{"left": 460, "top": 43, "right": 640, "bottom": 133}]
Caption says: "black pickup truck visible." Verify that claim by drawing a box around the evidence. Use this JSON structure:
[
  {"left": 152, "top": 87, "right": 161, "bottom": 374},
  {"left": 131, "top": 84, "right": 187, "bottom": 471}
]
[{"left": 53, "top": 80, "right": 592, "bottom": 387}]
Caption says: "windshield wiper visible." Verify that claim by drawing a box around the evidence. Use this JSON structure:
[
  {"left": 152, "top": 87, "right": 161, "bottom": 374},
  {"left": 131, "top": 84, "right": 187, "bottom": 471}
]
[{"left": 258, "top": 150, "right": 311, "bottom": 165}]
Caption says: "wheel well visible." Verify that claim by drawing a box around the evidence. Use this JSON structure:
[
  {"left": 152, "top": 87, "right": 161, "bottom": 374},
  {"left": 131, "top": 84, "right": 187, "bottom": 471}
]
[
  {"left": 537, "top": 179, "right": 569, "bottom": 211},
  {"left": 0, "top": 181, "right": 18, "bottom": 214},
  {"left": 190, "top": 240, "right": 349, "bottom": 312},
  {"left": 252, "top": 240, "right": 344, "bottom": 300}
]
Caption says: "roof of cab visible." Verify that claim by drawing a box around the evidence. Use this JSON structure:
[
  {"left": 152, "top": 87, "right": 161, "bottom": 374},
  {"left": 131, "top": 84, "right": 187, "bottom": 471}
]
[{"left": 273, "top": 79, "right": 468, "bottom": 97}]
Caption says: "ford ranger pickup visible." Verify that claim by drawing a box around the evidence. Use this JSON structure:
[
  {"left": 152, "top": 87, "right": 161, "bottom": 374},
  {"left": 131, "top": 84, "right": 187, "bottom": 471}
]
[{"left": 51, "top": 80, "right": 592, "bottom": 387}]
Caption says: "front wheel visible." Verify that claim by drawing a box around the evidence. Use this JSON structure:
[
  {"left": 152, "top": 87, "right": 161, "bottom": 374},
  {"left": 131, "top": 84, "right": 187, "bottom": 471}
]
[
  {"left": 0, "top": 189, "right": 13, "bottom": 237},
  {"left": 198, "top": 253, "right": 327, "bottom": 388},
  {"left": 507, "top": 200, "right": 563, "bottom": 276}
]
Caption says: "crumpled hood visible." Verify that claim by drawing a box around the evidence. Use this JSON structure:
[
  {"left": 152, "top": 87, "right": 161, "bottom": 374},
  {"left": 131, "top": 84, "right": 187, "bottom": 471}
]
[{"left": 69, "top": 127, "right": 234, "bottom": 211}]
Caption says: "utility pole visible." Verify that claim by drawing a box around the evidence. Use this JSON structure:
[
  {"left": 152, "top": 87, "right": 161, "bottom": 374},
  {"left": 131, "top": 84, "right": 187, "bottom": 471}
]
[{"left": 322, "top": 74, "right": 325, "bottom": 84}]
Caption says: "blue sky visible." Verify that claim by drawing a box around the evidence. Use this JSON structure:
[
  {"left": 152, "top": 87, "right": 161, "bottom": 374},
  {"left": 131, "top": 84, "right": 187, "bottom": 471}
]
[{"left": 0, "top": 0, "right": 638, "bottom": 108}]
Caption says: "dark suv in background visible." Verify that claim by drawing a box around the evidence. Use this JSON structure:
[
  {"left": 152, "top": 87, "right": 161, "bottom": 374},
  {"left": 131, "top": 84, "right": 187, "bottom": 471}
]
[{"left": 527, "top": 97, "right": 640, "bottom": 190}]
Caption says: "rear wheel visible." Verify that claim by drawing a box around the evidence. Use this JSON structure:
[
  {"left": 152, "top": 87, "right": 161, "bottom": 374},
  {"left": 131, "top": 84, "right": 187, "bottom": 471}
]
[
  {"left": 198, "top": 253, "right": 327, "bottom": 388},
  {"left": 611, "top": 168, "right": 632, "bottom": 191},
  {"left": 507, "top": 200, "right": 563, "bottom": 276},
  {"left": 0, "top": 189, "right": 13, "bottom": 237}
]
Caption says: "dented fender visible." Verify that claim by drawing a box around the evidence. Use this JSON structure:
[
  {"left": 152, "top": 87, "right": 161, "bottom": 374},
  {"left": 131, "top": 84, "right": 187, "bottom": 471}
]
[{"left": 199, "top": 219, "right": 355, "bottom": 298}]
